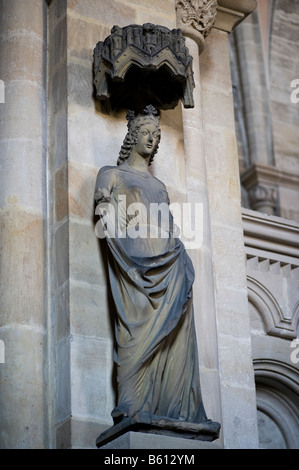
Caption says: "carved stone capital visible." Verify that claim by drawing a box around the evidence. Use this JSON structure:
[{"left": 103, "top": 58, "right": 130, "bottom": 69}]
[
  {"left": 175, "top": 0, "right": 218, "bottom": 52},
  {"left": 242, "top": 164, "right": 278, "bottom": 215},
  {"left": 248, "top": 184, "right": 277, "bottom": 215}
]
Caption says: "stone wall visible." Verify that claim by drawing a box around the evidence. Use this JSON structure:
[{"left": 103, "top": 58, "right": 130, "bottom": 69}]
[
  {"left": 243, "top": 208, "right": 299, "bottom": 448},
  {"left": 270, "top": 0, "right": 299, "bottom": 220},
  {"left": 229, "top": 1, "right": 299, "bottom": 447},
  {"left": 0, "top": 0, "right": 262, "bottom": 449},
  {"left": 231, "top": 0, "right": 299, "bottom": 221},
  {"left": 47, "top": 0, "right": 192, "bottom": 449}
]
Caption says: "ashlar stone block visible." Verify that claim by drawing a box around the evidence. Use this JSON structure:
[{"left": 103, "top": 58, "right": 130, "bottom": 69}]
[
  {"left": 0, "top": 325, "right": 45, "bottom": 449},
  {"left": 70, "top": 335, "right": 115, "bottom": 424},
  {"left": 0, "top": 206, "right": 45, "bottom": 327},
  {"left": 67, "top": 0, "right": 136, "bottom": 26}
]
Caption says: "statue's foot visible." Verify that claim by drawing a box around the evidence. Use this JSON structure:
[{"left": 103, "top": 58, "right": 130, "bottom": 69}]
[{"left": 111, "top": 406, "right": 128, "bottom": 423}]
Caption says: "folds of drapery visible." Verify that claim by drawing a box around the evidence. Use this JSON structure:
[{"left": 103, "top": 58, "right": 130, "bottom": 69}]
[{"left": 95, "top": 166, "right": 207, "bottom": 423}]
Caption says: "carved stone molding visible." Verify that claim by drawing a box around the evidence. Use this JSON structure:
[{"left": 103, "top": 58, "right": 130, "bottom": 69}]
[
  {"left": 242, "top": 163, "right": 299, "bottom": 192},
  {"left": 253, "top": 358, "right": 299, "bottom": 449},
  {"left": 242, "top": 163, "right": 299, "bottom": 216},
  {"left": 213, "top": 0, "right": 258, "bottom": 33},
  {"left": 253, "top": 358, "right": 299, "bottom": 396},
  {"left": 242, "top": 208, "right": 299, "bottom": 266},
  {"left": 243, "top": 209, "right": 299, "bottom": 339},
  {"left": 93, "top": 24, "right": 195, "bottom": 112},
  {"left": 175, "top": 0, "right": 218, "bottom": 52},
  {"left": 247, "top": 276, "right": 299, "bottom": 339},
  {"left": 248, "top": 184, "right": 277, "bottom": 215}
]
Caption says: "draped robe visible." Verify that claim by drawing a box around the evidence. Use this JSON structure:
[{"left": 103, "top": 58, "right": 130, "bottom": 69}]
[{"left": 95, "top": 161, "right": 207, "bottom": 425}]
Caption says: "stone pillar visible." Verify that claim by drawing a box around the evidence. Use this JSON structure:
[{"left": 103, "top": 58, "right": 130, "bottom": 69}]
[
  {"left": 47, "top": 0, "right": 69, "bottom": 449},
  {"left": 205, "top": 1, "right": 260, "bottom": 449},
  {"left": 231, "top": 6, "right": 277, "bottom": 215},
  {"left": 0, "top": 0, "right": 48, "bottom": 448},
  {"left": 176, "top": 0, "right": 222, "bottom": 435},
  {"left": 177, "top": 0, "right": 260, "bottom": 448}
]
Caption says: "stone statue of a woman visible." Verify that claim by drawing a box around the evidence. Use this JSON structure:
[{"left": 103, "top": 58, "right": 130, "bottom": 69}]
[{"left": 94, "top": 105, "right": 220, "bottom": 445}]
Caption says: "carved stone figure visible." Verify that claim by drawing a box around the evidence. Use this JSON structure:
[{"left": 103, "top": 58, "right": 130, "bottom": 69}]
[{"left": 94, "top": 106, "right": 220, "bottom": 446}]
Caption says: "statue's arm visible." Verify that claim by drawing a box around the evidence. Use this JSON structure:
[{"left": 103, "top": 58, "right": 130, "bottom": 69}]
[{"left": 94, "top": 166, "right": 117, "bottom": 204}]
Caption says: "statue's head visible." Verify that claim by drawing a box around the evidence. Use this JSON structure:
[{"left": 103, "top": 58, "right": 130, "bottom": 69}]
[{"left": 117, "top": 105, "right": 161, "bottom": 166}]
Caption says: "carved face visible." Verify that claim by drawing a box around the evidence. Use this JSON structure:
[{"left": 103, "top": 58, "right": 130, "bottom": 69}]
[{"left": 134, "top": 123, "right": 160, "bottom": 159}]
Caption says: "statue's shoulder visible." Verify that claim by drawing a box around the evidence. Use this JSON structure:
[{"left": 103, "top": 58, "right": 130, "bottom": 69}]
[
  {"left": 96, "top": 165, "right": 119, "bottom": 183},
  {"left": 95, "top": 165, "right": 119, "bottom": 196},
  {"left": 95, "top": 166, "right": 119, "bottom": 203},
  {"left": 97, "top": 165, "right": 118, "bottom": 176}
]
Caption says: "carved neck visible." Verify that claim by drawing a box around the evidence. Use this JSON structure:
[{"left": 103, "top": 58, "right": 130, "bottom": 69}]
[{"left": 127, "top": 152, "right": 151, "bottom": 174}]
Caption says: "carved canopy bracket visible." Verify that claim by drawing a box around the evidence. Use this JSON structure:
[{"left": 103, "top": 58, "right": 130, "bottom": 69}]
[{"left": 93, "top": 23, "right": 195, "bottom": 112}]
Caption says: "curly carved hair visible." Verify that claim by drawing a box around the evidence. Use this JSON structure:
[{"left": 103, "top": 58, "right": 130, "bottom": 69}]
[{"left": 117, "top": 110, "right": 161, "bottom": 166}]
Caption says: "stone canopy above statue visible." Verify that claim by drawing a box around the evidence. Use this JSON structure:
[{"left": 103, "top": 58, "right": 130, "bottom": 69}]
[{"left": 93, "top": 23, "right": 195, "bottom": 112}]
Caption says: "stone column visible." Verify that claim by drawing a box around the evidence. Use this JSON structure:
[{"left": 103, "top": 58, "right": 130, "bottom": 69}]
[
  {"left": 177, "top": 0, "right": 260, "bottom": 448},
  {"left": 0, "top": 0, "right": 48, "bottom": 448},
  {"left": 176, "top": 0, "right": 222, "bottom": 434},
  {"left": 206, "top": 0, "right": 260, "bottom": 449},
  {"left": 230, "top": 5, "right": 278, "bottom": 215}
]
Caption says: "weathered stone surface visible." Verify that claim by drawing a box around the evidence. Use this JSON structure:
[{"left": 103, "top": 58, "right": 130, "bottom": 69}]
[
  {"left": 51, "top": 111, "right": 67, "bottom": 171},
  {"left": 55, "top": 220, "right": 69, "bottom": 287},
  {"left": 219, "top": 384, "right": 258, "bottom": 449},
  {"left": 101, "top": 430, "right": 222, "bottom": 449},
  {"left": 0, "top": 207, "right": 45, "bottom": 327},
  {"left": 0, "top": 0, "right": 47, "bottom": 450},
  {"left": 0, "top": 35, "right": 44, "bottom": 84},
  {"left": 55, "top": 164, "right": 68, "bottom": 223},
  {"left": 69, "top": 219, "right": 106, "bottom": 285},
  {"left": 56, "top": 335, "right": 71, "bottom": 422},
  {"left": 125, "top": 0, "right": 176, "bottom": 17},
  {"left": 215, "top": 287, "right": 252, "bottom": 338},
  {"left": 55, "top": 281, "right": 70, "bottom": 342},
  {"left": 57, "top": 417, "right": 108, "bottom": 449},
  {"left": 70, "top": 335, "right": 114, "bottom": 423},
  {"left": 68, "top": 162, "right": 98, "bottom": 221},
  {"left": 0, "top": 0, "right": 45, "bottom": 38},
  {"left": 48, "top": 17, "right": 67, "bottom": 77},
  {"left": 0, "top": 82, "right": 44, "bottom": 141},
  {"left": 68, "top": 62, "right": 94, "bottom": 109},
  {"left": 70, "top": 281, "right": 112, "bottom": 339},
  {"left": 0, "top": 140, "right": 44, "bottom": 212},
  {"left": 68, "top": 0, "right": 136, "bottom": 25},
  {"left": 68, "top": 108, "right": 126, "bottom": 167},
  {"left": 0, "top": 326, "right": 45, "bottom": 448},
  {"left": 67, "top": 15, "right": 110, "bottom": 63}
]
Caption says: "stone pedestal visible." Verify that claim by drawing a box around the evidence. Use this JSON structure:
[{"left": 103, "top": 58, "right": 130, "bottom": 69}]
[
  {"left": 99, "top": 431, "right": 222, "bottom": 450},
  {"left": 96, "top": 415, "right": 220, "bottom": 448}
]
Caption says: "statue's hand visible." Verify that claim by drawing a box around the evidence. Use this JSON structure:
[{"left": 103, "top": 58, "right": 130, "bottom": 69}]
[{"left": 95, "top": 186, "right": 111, "bottom": 204}]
